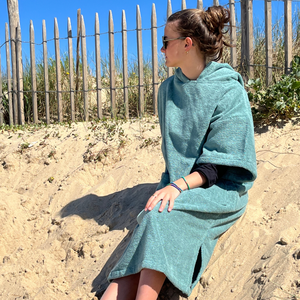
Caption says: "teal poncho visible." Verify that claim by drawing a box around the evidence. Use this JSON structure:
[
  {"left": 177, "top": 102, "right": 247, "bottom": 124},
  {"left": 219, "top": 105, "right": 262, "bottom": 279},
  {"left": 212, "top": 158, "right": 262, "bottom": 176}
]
[{"left": 108, "top": 62, "right": 257, "bottom": 296}]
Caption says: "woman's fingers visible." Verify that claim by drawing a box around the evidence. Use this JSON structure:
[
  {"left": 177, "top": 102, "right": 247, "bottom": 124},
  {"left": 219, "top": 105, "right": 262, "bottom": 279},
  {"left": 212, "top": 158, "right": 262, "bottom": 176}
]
[
  {"left": 145, "top": 193, "right": 162, "bottom": 211},
  {"left": 144, "top": 187, "right": 179, "bottom": 212}
]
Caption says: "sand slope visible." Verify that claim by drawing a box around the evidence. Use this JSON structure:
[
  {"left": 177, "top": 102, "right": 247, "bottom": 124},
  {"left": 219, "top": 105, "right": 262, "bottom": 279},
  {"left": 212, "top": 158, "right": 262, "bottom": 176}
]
[{"left": 0, "top": 118, "right": 299, "bottom": 300}]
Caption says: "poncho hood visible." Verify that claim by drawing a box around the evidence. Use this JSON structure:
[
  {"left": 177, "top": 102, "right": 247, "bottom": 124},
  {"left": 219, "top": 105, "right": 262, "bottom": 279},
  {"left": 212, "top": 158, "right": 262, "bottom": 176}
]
[{"left": 175, "top": 61, "right": 244, "bottom": 86}]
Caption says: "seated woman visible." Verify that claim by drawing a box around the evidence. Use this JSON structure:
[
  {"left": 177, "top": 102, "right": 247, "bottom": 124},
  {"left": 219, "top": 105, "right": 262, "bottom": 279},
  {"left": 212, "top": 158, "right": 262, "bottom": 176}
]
[{"left": 101, "top": 5, "right": 257, "bottom": 300}]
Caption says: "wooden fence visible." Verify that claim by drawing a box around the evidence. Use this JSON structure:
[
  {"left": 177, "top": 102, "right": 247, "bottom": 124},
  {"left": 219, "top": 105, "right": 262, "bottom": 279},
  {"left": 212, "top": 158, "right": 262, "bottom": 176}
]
[{"left": 0, "top": 0, "right": 297, "bottom": 125}]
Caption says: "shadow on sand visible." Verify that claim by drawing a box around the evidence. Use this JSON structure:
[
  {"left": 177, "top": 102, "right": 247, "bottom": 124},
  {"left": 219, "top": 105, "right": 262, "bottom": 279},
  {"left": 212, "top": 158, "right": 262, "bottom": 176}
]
[{"left": 59, "top": 183, "right": 188, "bottom": 299}]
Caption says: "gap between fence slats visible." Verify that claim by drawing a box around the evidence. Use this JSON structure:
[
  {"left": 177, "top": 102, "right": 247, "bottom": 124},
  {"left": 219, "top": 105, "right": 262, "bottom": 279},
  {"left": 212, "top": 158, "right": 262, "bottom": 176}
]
[
  {"left": 30, "top": 20, "right": 38, "bottom": 123},
  {"left": 137, "top": 5, "right": 144, "bottom": 116},
  {"left": 42, "top": 20, "right": 50, "bottom": 124},
  {"left": 54, "top": 18, "right": 62, "bottom": 122},
  {"left": 5, "top": 23, "right": 13, "bottom": 125},
  {"left": 122, "top": 10, "right": 129, "bottom": 118},
  {"left": 109, "top": 10, "right": 116, "bottom": 118},
  {"left": 95, "top": 13, "right": 102, "bottom": 119},
  {"left": 68, "top": 18, "right": 75, "bottom": 121},
  {"left": 151, "top": 3, "right": 158, "bottom": 116},
  {"left": 81, "top": 16, "right": 89, "bottom": 121},
  {"left": 284, "top": 0, "right": 292, "bottom": 74},
  {"left": 16, "top": 24, "right": 24, "bottom": 125},
  {"left": 265, "top": 0, "right": 272, "bottom": 85}
]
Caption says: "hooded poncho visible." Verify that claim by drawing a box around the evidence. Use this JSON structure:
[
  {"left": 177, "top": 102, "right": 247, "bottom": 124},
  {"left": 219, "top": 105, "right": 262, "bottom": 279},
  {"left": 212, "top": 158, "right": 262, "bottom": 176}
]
[{"left": 108, "top": 62, "right": 257, "bottom": 296}]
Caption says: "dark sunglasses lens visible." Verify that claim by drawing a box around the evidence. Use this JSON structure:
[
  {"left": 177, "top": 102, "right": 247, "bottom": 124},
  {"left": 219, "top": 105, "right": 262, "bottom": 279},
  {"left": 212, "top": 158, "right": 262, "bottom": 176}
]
[{"left": 163, "top": 41, "right": 168, "bottom": 49}]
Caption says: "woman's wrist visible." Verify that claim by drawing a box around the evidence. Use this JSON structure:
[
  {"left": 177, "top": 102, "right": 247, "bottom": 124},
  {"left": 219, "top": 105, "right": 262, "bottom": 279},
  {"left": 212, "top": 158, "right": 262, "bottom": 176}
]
[{"left": 173, "top": 172, "right": 207, "bottom": 191}]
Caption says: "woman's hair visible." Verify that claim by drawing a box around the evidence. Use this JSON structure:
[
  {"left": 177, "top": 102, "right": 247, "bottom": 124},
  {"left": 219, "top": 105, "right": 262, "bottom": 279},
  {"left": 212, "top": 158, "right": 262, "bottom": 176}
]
[{"left": 167, "top": 6, "right": 231, "bottom": 61}]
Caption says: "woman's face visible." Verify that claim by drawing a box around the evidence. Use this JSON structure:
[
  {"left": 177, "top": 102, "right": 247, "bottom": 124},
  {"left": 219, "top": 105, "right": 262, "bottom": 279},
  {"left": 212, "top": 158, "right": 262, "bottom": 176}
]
[{"left": 161, "top": 21, "right": 186, "bottom": 68}]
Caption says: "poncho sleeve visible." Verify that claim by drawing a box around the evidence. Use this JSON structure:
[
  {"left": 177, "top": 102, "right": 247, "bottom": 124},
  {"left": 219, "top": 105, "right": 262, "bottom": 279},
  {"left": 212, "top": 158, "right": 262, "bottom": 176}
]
[{"left": 195, "top": 82, "right": 257, "bottom": 184}]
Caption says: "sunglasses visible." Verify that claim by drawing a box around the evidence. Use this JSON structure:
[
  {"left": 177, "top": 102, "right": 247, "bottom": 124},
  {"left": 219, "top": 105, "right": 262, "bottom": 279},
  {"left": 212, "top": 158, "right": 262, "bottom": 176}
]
[{"left": 162, "top": 36, "right": 188, "bottom": 50}]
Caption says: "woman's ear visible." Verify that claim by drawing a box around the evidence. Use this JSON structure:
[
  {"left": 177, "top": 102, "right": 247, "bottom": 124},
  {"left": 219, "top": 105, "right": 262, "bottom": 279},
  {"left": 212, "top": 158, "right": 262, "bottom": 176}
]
[{"left": 185, "top": 37, "right": 194, "bottom": 51}]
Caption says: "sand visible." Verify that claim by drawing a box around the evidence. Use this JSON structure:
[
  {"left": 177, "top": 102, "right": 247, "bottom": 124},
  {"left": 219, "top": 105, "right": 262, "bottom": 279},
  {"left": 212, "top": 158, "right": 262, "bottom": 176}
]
[{"left": 0, "top": 117, "right": 299, "bottom": 300}]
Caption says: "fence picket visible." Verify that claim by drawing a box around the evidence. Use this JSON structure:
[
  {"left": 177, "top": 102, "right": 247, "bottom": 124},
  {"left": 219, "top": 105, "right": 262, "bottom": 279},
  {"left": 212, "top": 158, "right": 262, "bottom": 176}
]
[
  {"left": 167, "top": 0, "right": 172, "bottom": 78},
  {"left": 247, "top": 0, "right": 254, "bottom": 79},
  {"left": 181, "top": 0, "right": 186, "bottom": 10},
  {"left": 81, "top": 16, "right": 89, "bottom": 121},
  {"left": 151, "top": 3, "right": 158, "bottom": 115},
  {"left": 122, "top": 10, "right": 129, "bottom": 118},
  {"left": 284, "top": 0, "right": 292, "bottom": 74},
  {"left": 230, "top": 0, "right": 237, "bottom": 69},
  {"left": 95, "top": 13, "right": 102, "bottom": 119},
  {"left": 137, "top": 5, "right": 144, "bottom": 116},
  {"left": 54, "top": 18, "right": 62, "bottom": 122},
  {"left": 5, "top": 23, "right": 13, "bottom": 125},
  {"left": 265, "top": 0, "right": 272, "bottom": 85},
  {"left": 68, "top": 18, "right": 75, "bottom": 121},
  {"left": 42, "top": 20, "right": 50, "bottom": 124},
  {"left": 0, "top": 46, "right": 2, "bottom": 125},
  {"left": 109, "top": 10, "right": 116, "bottom": 118},
  {"left": 75, "top": 9, "right": 81, "bottom": 100},
  {"left": 213, "top": 0, "right": 219, "bottom": 6},
  {"left": 30, "top": 20, "right": 38, "bottom": 123},
  {"left": 197, "top": 0, "right": 203, "bottom": 10},
  {"left": 16, "top": 24, "right": 24, "bottom": 125}
]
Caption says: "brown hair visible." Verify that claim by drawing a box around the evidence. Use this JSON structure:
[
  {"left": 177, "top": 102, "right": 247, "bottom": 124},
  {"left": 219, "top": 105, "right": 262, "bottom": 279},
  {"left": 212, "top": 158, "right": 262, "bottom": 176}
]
[{"left": 167, "top": 6, "right": 231, "bottom": 61}]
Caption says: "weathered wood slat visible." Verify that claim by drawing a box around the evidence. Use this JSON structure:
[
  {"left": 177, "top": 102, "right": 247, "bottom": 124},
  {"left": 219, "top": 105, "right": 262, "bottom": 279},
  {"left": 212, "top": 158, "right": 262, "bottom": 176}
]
[
  {"left": 68, "top": 17, "right": 75, "bottom": 121},
  {"left": 181, "top": 0, "right": 186, "bottom": 10},
  {"left": 0, "top": 45, "right": 3, "bottom": 125},
  {"left": 54, "top": 18, "right": 62, "bottom": 122},
  {"left": 9, "top": 20, "right": 18, "bottom": 124},
  {"left": 81, "top": 15, "right": 89, "bottom": 121},
  {"left": 265, "top": 0, "right": 272, "bottom": 85},
  {"left": 75, "top": 9, "right": 81, "bottom": 101},
  {"left": 136, "top": 5, "right": 144, "bottom": 116},
  {"left": 122, "top": 10, "right": 129, "bottom": 118},
  {"left": 284, "top": 0, "right": 292, "bottom": 74},
  {"left": 42, "top": 20, "right": 50, "bottom": 124},
  {"left": 5, "top": 23, "right": 13, "bottom": 125},
  {"left": 241, "top": 0, "right": 254, "bottom": 80},
  {"left": 247, "top": 0, "right": 254, "bottom": 79},
  {"left": 167, "top": 0, "right": 172, "bottom": 78},
  {"left": 95, "top": 13, "right": 102, "bottom": 119},
  {"left": 230, "top": 0, "right": 237, "bottom": 69},
  {"left": 16, "top": 24, "right": 24, "bottom": 125},
  {"left": 213, "top": 0, "right": 219, "bottom": 6},
  {"left": 197, "top": 0, "right": 203, "bottom": 10},
  {"left": 30, "top": 20, "right": 38, "bottom": 123},
  {"left": 151, "top": 3, "right": 158, "bottom": 115},
  {"left": 109, "top": 10, "right": 116, "bottom": 118}
]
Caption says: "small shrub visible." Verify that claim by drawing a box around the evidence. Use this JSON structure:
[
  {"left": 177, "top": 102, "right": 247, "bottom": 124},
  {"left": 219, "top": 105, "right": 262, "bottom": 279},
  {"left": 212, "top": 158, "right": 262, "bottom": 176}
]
[{"left": 247, "top": 56, "right": 300, "bottom": 124}]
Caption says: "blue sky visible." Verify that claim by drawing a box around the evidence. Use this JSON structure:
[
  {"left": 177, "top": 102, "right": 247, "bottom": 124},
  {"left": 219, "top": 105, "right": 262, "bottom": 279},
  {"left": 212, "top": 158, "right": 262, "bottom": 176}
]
[{"left": 0, "top": 0, "right": 299, "bottom": 73}]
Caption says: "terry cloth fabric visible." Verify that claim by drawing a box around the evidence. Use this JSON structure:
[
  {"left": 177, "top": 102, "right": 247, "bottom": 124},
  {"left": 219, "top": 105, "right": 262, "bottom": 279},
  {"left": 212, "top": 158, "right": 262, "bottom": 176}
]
[{"left": 107, "top": 62, "right": 257, "bottom": 296}]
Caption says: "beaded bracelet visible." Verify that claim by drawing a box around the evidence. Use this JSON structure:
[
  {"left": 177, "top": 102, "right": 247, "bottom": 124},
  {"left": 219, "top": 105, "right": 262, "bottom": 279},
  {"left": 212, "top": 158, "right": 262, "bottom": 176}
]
[
  {"left": 170, "top": 182, "right": 183, "bottom": 193},
  {"left": 181, "top": 176, "right": 190, "bottom": 190}
]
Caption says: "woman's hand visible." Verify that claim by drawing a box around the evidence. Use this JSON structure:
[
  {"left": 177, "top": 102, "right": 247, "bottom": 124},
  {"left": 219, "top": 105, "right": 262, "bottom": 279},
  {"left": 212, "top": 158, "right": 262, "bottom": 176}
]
[{"left": 144, "top": 185, "right": 180, "bottom": 213}]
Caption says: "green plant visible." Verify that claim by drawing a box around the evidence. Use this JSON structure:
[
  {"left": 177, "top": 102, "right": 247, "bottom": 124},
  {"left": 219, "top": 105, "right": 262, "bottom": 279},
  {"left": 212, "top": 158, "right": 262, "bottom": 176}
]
[{"left": 247, "top": 55, "right": 300, "bottom": 123}]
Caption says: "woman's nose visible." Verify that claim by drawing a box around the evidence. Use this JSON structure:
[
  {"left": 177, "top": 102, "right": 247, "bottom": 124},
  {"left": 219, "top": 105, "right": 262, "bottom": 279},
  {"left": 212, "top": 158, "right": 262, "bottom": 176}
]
[{"left": 161, "top": 46, "right": 166, "bottom": 53}]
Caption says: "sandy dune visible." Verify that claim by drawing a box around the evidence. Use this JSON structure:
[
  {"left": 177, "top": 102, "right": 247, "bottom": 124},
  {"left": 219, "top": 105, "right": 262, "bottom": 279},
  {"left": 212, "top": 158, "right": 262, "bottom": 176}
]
[{"left": 0, "top": 117, "right": 299, "bottom": 300}]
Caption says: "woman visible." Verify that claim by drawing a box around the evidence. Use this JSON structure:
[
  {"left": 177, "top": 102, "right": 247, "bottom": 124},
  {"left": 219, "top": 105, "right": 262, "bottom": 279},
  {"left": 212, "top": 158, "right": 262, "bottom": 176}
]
[{"left": 101, "top": 5, "right": 257, "bottom": 300}]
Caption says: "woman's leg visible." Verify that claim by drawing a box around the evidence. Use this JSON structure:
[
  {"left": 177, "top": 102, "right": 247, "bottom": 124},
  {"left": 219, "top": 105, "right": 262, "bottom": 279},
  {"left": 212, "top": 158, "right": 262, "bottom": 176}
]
[
  {"left": 100, "top": 273, "right": 140, "bottom": 300},
  {"left": 135, "top": 268, "right": 166, "bottom": 300}
]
